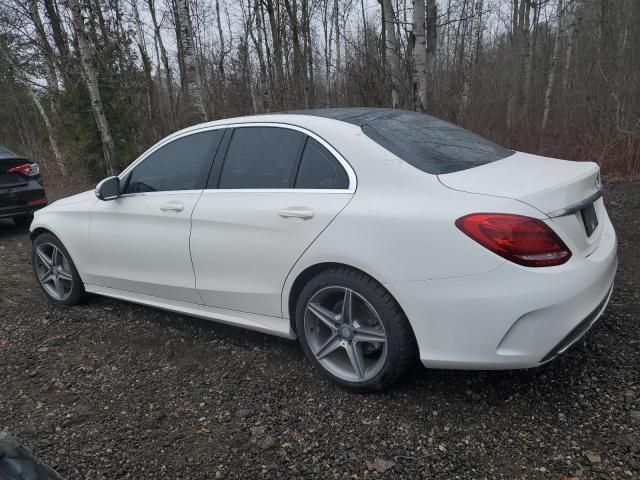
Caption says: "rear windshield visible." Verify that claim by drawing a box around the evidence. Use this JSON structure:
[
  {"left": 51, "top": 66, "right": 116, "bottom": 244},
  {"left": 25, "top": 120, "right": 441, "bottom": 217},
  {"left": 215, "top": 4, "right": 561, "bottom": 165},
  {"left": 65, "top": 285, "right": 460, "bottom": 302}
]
[
  {"left": 0, "top": 145, "right": 20, "bottom": 160},
  {"left": 292, "top": 109, "right": 514, "bottom": 175},
  {"left": 360, "top": 111, "right": 513, "bottom": 175}
]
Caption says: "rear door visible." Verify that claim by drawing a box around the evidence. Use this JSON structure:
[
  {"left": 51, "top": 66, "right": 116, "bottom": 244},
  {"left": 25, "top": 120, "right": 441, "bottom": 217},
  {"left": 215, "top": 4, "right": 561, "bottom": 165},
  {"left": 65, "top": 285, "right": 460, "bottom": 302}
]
[
  {"left": 190, "top": 125, "right": 355, "bottom": 318},
  {"left": 87, "top": 129, "right": 223, "bottom": 303}
]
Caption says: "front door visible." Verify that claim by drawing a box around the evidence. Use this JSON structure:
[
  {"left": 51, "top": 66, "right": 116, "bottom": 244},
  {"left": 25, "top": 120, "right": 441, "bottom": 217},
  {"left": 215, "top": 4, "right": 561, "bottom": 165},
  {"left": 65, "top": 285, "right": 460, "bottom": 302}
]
[{"left": 87, "top": 129, "right": 223, "bottom": 303}]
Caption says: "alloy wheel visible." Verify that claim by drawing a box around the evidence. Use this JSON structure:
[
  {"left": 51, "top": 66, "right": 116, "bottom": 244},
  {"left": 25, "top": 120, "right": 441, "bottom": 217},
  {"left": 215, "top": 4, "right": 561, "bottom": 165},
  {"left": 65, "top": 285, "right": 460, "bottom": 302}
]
[
  {"left": 34, "top": 242, "right": 74, "bottom": 301},
  {"left": 304, "top": 286, "right": 388, "bottom": 383}
]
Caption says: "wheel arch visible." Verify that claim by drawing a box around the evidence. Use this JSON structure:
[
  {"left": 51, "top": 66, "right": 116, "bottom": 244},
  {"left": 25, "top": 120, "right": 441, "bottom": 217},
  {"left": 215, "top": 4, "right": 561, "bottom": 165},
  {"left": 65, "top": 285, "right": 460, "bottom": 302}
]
[
  {"left": 29, "top": 225, "right": 87, "bottom": 284},
  {"left": 30, "top": 226, "right": 55, "bottom": 242},
  {"left": 286, "top": 262, "right": 414, "bottom": 340}
]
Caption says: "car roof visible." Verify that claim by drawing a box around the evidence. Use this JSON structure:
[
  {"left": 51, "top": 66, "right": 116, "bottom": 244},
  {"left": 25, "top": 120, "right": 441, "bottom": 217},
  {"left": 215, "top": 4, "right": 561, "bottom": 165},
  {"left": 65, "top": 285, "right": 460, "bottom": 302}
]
[
  {"left": 183, "top": 107, "right": 442, "bottom": 129},
  {"left": 286, "top": 107, "right": 433, "bottom": 125}
]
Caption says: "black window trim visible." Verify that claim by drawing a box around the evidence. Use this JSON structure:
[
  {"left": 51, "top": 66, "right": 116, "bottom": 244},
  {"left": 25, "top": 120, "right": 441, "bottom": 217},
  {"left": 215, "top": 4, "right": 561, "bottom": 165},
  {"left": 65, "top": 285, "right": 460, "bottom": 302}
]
[
  {"left": 204, "top": 122, "right": 356, "bottom": 193},
  {"left": 118, "top": 126, "right": 226, "bottom": 197}
]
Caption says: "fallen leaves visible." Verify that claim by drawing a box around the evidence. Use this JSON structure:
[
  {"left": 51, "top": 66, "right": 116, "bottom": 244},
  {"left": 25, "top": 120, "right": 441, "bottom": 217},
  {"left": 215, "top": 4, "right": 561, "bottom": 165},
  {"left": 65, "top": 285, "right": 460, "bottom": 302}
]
[
  {"left": 286, "top": 426, "right": 303, "bottom": 444},
  {"left": 584, "top": 451, "right": 601, "bottom": 464},
  {"left": 365, "top": 457, "right": 395, "bottom": 473}
]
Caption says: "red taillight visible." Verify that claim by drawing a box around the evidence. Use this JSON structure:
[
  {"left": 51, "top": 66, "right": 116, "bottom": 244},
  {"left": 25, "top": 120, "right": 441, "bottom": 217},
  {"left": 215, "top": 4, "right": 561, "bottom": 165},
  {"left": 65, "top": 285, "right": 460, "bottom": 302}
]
[
  {"left": 455, "top": 213, "right": 572, "bottom": 267},
  {"left": 28, "top": 196, "right": 48, "bottom": 205},
  {"left": 8, "top": 162, "right": 39, "bottom": 177}
]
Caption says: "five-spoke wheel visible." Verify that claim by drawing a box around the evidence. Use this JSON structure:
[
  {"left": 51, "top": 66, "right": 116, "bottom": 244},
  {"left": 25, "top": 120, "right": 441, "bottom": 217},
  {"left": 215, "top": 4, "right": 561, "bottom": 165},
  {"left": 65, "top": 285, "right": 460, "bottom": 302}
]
[
  {"left": 304, "top": 286, "right": 388, "bottom": 383},
  {"left": 32, "top": 233, "right": 85, "bottom": 305},
  {"left": 296, "top": 267, "right": 416, "bottom": 391},
  {"left": 34, "top": 242, "right": 74, "bottom": 300}
]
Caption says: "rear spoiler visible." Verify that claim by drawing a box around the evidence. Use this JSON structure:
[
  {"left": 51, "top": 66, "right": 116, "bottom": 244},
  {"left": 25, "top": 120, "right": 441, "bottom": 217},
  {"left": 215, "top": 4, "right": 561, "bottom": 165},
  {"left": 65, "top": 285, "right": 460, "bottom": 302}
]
[{"left": 0, "top": 432, "right": 64, "bottom": 480}]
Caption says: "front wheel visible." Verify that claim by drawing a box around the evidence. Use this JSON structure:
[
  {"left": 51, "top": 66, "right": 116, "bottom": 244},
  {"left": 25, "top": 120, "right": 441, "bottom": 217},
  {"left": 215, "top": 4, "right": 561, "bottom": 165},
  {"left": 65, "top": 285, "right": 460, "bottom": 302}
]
[
  {"left": 295, "top": 267, "right": 417, "bottom": 391},
  {"left": 32, "top": 232, "right": 85, "bottom": 305}
]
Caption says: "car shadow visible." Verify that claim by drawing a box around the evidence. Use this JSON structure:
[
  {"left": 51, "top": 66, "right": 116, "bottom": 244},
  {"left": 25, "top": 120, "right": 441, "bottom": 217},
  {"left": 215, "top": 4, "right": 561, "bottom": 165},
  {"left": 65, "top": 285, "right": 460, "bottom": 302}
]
[
  {"left": 0, "top": 218, "right": 30, "bottom": 238},
  {"left": 76, "top": 291, "right": 606, "bottom": 406}
]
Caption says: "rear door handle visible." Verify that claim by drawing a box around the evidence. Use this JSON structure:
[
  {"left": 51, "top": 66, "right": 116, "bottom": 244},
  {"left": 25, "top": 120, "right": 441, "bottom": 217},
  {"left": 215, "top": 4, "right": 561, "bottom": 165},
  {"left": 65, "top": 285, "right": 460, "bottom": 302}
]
[
  {"left": 160, "top": 201, "right": 184, "bottom": 212},
  {"left": 279, "top": 207, "right": 315, "bottom": 220}
]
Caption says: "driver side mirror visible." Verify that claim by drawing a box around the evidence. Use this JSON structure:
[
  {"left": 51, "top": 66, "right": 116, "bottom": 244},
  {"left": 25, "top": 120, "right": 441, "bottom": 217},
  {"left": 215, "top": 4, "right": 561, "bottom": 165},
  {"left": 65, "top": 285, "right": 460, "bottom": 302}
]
[{"left": 95, "top": 176, "right": 120, "bottom": 201}]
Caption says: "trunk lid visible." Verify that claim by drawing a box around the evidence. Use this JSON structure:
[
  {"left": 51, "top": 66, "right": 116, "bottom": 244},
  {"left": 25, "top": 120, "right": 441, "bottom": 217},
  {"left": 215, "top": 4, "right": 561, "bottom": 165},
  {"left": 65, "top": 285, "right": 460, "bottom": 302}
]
[{"left": 438, "top": 151, "right": 604, "bottom": 257}]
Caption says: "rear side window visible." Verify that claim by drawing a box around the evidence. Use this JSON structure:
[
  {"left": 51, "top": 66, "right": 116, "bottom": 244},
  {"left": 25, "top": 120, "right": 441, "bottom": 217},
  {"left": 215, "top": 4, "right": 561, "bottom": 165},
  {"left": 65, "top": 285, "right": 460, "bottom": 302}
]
[
  {"left": 125, "top": 130, "right": 222, "bottom": 193},
  {"left": 295, "top": 138, "right": 349, "bottom": 189},
  {"left": 361, "top": 111, "right": 513, "bottom": 175},
  {"left": 218, "top": 127, "right": 304, "bottom": 189}
]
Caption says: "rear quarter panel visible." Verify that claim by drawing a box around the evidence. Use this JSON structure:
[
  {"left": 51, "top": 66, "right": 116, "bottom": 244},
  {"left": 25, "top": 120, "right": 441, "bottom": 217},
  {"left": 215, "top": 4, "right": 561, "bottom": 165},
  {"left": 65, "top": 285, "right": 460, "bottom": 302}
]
[{"left": 281, "top": 155, "right": 549, "bottom": 319}]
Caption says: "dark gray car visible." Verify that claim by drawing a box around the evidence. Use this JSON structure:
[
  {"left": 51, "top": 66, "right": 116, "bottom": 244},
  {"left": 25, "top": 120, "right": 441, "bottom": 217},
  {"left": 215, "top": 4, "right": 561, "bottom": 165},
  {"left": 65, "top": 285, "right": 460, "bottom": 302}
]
[{"left": 0, "top": 146, "right": 48, "bottom": 227}]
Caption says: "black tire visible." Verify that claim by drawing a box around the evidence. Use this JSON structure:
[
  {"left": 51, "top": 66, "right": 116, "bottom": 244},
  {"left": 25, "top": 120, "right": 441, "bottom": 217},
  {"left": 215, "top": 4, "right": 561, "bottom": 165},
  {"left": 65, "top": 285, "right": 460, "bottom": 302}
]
[
  {"left": 295, "top": 267, "right": 417, "bottom": 392},
  {"left": 32, "top": 232, "right": 86, "bottom": 305},
  {"left": 12, "top": 214, "right": 33, "bottom": 228}
]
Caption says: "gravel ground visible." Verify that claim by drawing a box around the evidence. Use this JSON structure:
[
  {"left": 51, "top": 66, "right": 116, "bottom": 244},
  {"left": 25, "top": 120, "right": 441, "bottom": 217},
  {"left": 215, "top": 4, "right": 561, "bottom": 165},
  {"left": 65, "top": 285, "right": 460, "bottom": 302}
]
[{"left": 0, "top": 181, "right": 638, "bottom": 480}]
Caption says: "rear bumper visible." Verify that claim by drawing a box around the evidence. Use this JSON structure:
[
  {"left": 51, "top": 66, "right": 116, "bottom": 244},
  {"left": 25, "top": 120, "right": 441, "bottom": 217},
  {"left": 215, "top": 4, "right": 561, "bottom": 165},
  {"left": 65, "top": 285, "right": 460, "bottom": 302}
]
[
  {"left": 0, "top": 202, "right": 48, "bottom": 219},
  {"left": 0, "top": 180, "right": 47, "bottom": 219},
  {"left": 386, "top": 210, "right": 618, "bottom": 369}
]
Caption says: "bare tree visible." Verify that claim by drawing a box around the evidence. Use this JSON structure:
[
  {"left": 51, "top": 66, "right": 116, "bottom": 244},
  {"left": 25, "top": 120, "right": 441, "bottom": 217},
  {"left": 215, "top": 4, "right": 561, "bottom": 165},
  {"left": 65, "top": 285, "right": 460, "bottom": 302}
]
[
  {"left": 27, "top": 87, "right": 66, "bottom": 176},
  {"left": 1, "top": 0, "right": 639, "bottom": 180},
  {"left": 381, "top": 0, "right": 402, "bottom": 107},
  {"left": 541, "top": 0, "right": 564, "bottom": 142},
  {"left": 147, "top": 0, "right": 175, "bottom": 117},
  {"left": 68, "top": 0, "right": 116, "bottom": 175},
  {"left": 425, "top": 0, "right": 437, "bottom": 110},
  {"left": 412, "top": 0, "right": 427, "bottom": 112},
  {"left": 175, "top": 0, "right": 207, "bottom": 120}
]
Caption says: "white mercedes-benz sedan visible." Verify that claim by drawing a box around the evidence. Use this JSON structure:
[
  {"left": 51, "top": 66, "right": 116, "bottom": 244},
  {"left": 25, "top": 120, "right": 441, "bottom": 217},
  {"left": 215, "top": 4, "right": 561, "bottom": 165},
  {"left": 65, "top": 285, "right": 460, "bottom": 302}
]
[{"left": 30, "top": 108, "right": 617, "bottom": 391}]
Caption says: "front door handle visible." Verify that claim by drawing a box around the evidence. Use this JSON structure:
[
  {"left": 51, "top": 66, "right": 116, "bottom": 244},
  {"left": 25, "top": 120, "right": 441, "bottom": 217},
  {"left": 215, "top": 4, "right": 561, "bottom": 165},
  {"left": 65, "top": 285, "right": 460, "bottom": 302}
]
[
  {"left": 279, "top": 207, "right": 315, "bottom": 220},
  {"left": 160, "top": 201, "right": 184, "bottom": 212}
]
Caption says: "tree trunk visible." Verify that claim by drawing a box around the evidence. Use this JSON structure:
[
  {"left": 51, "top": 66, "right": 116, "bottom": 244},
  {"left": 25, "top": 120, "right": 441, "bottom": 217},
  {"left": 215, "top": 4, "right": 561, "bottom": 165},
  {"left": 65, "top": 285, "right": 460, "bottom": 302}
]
[
  {"left": 147, "top": 0, "right": 174, "bottom": 116},
  {"left": 68, "top": 0, "right": 115, "bottom": 175},
  {"left": 265, "top": 0, "right": 285, "bottom": 108},
  {"left": 523, "top": 0, "right": 539, "bottom": 116},
  {"left": 29, "top": 0, "right": 59, "bottom": 95},
  {"left": 322, "top": 0, "right": 332, "bottom": 106},
  {"left": 412, "top": 0, "right": 427, "bottom": 112},
  {"left": 132, "top": 0, "right": 156, "bottom": 129},
  {"left": 381, "top": 0, "right": 402, "bottom": 108},
  {"left": 42, "top": 0, "right": 69, "bottom": 83},
  {"left": 283, "top": 0, "right": 305, "bottom": 104},
  {"left": 176, "top": 0, "right": 207, "bottom": 121},
  {"left": 334, "top": 0, "right": 341, "bottom": 100},
  {"left": 247, "top": 0, "right": 270, "bottom": 112},
  {"left": 540, "top": 0, "right": 564, "bottom": 143},
  {"left": 215, "top": 0, "right": 227, "bottom": 115},
  {"left": 28, "top": 88, "right": 66, "bottom": 176},
  {"left": 562, "top": 1, "right": 577, "bottom": 94},
  {"left": 425, "top": 0, "right": 437, "bottom": 111},
  {"left": 459, "top": 0, "right": 482, "bottom": 121}
]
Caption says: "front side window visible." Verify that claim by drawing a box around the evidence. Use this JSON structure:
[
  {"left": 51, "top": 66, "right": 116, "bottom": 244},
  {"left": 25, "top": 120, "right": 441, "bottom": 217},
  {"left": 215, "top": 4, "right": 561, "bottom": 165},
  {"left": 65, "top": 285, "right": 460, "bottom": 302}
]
[
  {"left": 125, "top": 130, "right": 222, "bottom": 193},
  {"left": 295, "top": 138, "right": 349, "bottom": 189},
  {"left": 218, "top": 127, "right": 304, "bottom": 189}
]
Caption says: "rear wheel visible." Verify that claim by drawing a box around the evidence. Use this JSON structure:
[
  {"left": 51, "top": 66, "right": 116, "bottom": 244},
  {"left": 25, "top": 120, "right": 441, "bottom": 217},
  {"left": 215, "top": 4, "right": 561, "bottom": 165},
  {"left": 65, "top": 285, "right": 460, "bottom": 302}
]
[
  {"left": 295, "top": 267, "right": 416, "bottom": 391},
  {"left": 32, "top": 232, "right": 85, "bottom": 305},
  {"left": 12, "top": 214, "right": 33, "bottom": 228}
]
